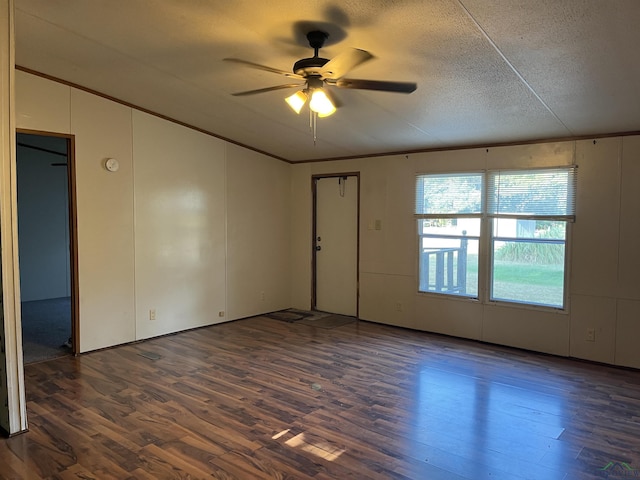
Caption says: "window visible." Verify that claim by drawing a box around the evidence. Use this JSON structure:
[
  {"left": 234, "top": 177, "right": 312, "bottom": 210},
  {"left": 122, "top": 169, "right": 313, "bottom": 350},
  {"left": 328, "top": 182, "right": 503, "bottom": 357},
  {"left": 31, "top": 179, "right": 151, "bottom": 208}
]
[
  {"left": 415, "top": 173, "right": 483, "bottom": 297},
  {"left": 487, "top": 168, "right": 576, "bottom": 307},
  {"left": 415, "top": 167, "right": 576, "bottom": 309}
]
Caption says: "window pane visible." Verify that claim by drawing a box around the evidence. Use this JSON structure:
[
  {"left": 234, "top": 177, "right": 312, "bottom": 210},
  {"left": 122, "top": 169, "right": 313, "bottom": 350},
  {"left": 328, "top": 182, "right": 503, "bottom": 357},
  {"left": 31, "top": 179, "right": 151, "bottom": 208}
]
[
  {"left": 487, "top": 167, "right": 576, "bottom": 217},
  {"left": 491, "top": 219, "right": 567, "bottom": 307},
  {"left": 416, "top": 173, "right": 483, "bottom": 215},
  {"left": 419, "top": 219, "right": 479, "bottom": 297}
]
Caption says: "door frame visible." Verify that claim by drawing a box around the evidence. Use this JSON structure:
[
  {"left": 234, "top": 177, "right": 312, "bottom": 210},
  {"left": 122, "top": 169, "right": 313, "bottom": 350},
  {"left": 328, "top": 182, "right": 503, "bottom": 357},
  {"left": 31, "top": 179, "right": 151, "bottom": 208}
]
[
  {"left": 311, "top": 172, "right": 360, "bottom": 318},
  {"left": 17, "top": 129, "right": 79, "bottom": 356}
]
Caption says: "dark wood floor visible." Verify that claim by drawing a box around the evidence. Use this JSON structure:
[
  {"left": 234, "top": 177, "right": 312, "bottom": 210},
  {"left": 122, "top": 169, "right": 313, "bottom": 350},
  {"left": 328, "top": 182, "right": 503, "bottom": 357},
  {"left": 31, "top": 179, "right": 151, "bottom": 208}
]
[{"left": 2, "top": 316, "right": 640, "bottom": 479}]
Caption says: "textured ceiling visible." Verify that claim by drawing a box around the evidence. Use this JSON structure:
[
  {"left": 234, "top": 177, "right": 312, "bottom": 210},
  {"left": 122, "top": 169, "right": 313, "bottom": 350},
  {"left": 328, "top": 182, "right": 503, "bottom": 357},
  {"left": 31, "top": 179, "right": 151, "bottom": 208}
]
[{"left": 13, "top": 0, "right": 640, "bottom": 162}]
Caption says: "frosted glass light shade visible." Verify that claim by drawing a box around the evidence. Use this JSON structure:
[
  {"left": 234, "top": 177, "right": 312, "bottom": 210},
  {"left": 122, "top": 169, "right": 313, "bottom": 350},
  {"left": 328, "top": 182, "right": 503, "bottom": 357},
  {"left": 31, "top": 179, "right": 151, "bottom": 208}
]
[
  {"left": 285, "top": 91, "right": 307, "bottom": 114},
  {"left": 309, "top": 89, "right": 336, "bottom": 117}
]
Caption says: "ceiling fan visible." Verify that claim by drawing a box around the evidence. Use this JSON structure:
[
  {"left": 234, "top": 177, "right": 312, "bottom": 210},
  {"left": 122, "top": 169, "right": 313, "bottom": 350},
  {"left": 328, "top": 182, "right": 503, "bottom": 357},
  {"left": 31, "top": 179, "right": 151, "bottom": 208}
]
[{"left": 224, "top": 30, "right": 417, "bottom": 118}]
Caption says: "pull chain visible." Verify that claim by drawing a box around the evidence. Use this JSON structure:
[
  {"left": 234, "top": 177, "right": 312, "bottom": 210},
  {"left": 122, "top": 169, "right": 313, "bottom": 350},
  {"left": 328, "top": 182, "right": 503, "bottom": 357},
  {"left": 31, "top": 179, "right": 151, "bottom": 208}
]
[{"left": 309, "top": 109, "right": 319, "bottom": 145}]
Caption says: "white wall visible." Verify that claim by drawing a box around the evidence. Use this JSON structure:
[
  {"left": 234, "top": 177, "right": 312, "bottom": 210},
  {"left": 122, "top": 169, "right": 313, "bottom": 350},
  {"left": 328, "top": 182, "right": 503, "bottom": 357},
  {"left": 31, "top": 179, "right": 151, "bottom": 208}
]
[
  {"left": 15, "top": 70, "right": 291, "bottom": 353},
  {"left": 71, "top": 89, "right": 136, "bottom": 351},
  {"left": 133, "top": 111, "right": 227, "bottom": 339},
  {"left": 226, "top": 144, "right": 291, "bottom": 319},
  {"left": 291, "top": 137, "right": 640, "bottom": 369}
]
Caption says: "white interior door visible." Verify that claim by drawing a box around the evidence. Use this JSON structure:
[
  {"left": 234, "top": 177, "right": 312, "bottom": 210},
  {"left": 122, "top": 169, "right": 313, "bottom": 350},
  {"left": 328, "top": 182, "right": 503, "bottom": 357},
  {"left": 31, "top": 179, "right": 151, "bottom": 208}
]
[{"left": 314, "top": 175, "right": 358, "bottom": 316}]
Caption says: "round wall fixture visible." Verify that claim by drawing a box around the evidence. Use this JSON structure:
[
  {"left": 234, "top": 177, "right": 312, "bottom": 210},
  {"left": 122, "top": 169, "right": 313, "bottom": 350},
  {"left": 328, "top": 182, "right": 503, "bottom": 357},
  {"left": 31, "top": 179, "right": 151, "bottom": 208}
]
[{"left": 104, "top": 158, "right": 119, "bottom": 172}]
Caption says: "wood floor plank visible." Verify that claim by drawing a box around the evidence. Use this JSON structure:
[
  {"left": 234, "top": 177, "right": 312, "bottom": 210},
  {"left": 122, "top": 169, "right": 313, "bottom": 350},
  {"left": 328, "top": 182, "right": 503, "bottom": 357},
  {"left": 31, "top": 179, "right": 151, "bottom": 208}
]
[
  {"left": 0, "top": 446, "right": 42, "bottom": 480},
  {"left": 151, "top": 399, "right": 264, "bottom": 454},
  {"left": 160, "top": 435, "right": 227, "bottom": 473},
  {"left": 137, "top": 442, "right": 217, "bottom": 478},
  {"left": 49, "top": 462, "right": 98, "bottom": 480},
  {"left": 2, "top": 315, "right": 640, "bottom": 478}
]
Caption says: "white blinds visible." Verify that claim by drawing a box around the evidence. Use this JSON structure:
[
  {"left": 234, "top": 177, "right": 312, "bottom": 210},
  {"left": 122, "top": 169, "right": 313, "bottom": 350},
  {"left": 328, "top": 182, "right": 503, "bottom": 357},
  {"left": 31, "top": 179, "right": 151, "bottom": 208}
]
[
  {"left": 416, "top": 167, "right": 577, "bottom": 220},
  {"left": 415, "top": 172, "right": 483, "bottom": 216},
  {"left": 487, "top": 167, "right": 577, "bottom": 220}
]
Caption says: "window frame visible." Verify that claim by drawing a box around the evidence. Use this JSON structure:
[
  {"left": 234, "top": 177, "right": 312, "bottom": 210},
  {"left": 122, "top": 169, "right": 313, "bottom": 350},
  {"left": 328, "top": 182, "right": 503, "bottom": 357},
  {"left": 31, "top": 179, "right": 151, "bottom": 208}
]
[
  {"left": 415, "top": 166, "right": 576, "bottom": 312},
  {"left": 415, "top": 172, "right": 484, "bottom": 299}
]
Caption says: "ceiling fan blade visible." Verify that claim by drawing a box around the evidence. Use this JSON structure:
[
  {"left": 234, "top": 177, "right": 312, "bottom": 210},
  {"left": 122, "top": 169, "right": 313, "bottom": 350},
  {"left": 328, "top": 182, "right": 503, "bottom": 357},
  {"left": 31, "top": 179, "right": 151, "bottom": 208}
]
[
  {"left": 223, "top": 58, "right": 303, "bottom": 79},
  {"left": 320, "top": 48, "right": 374, "bottom": 79},
  {"left": 329, "top": 78, "right": 417, "bottom": 93},
  {"left": 231, "top": 84, "right": 303, "bottom": 96}
]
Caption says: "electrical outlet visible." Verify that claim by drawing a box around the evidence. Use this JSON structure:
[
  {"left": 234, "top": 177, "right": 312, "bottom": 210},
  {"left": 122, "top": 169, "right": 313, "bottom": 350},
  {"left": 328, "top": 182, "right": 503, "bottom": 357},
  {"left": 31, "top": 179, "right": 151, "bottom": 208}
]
[
  {"left": 149, "top": 309, "right": 156, "bottom": 321},
  {"left": 586, "top": 327, "right": 595, "bottom": 342},
  {"left": 395, "top": 302, "right": 402, "bottom": 312},
  {"left": 218, "top": 311, "right": 225, "bottom": 317},
  {"left": 260, "top": 291, "right": 265, "bottom": 301}
]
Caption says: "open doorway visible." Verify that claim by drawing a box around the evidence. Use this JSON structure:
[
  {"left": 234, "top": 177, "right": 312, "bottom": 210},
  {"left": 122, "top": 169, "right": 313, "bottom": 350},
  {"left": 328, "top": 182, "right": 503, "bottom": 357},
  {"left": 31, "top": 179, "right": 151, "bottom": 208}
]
[{"left": 16, "top": 131, "right": 78, "bottom": 363}]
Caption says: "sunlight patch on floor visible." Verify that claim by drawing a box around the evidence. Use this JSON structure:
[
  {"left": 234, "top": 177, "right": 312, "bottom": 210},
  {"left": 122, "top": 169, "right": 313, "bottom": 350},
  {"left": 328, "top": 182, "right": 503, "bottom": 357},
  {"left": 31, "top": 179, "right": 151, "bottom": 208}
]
[
  {"left": 272, "top": 429, "right": 290, "bottom": 440},
  {"left": 285, "top": 432, "right": 346, "bottom": 461}
]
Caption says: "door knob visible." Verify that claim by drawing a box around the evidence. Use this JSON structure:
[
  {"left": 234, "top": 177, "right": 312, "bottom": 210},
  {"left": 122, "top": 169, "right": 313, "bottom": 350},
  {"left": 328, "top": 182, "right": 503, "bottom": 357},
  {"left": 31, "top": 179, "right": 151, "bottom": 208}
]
[{"left": 315, "top": 245, "right": 322, "bottom": 251}]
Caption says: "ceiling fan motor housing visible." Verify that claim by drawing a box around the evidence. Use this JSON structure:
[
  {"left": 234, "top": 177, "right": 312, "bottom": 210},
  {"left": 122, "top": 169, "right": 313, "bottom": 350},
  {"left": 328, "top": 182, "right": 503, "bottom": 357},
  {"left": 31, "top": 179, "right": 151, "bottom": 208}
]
[
  {"left": 293, "top": 57, "right": 329, "bottom": 76},
  {"left": 293, "top": 30, "right": 330, "bottom": 76}
]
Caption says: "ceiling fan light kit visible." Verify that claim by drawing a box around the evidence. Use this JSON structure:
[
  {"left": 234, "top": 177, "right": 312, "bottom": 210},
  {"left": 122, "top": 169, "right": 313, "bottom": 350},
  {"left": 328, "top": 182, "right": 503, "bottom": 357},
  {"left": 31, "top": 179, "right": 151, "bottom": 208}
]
[
  {"left": 285, "top": 76, "right": 337, "bottom": 117},
  {"left": 224, "top": 29, "right": 417, "bottom": 142}
]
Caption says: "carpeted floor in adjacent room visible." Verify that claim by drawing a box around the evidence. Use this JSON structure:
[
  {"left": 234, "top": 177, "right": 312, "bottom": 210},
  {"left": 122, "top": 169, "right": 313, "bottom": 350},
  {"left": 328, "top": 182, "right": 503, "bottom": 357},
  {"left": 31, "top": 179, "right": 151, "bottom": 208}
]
[{"left": 21, "top": 296, "right": 72, "bottom": 364}]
